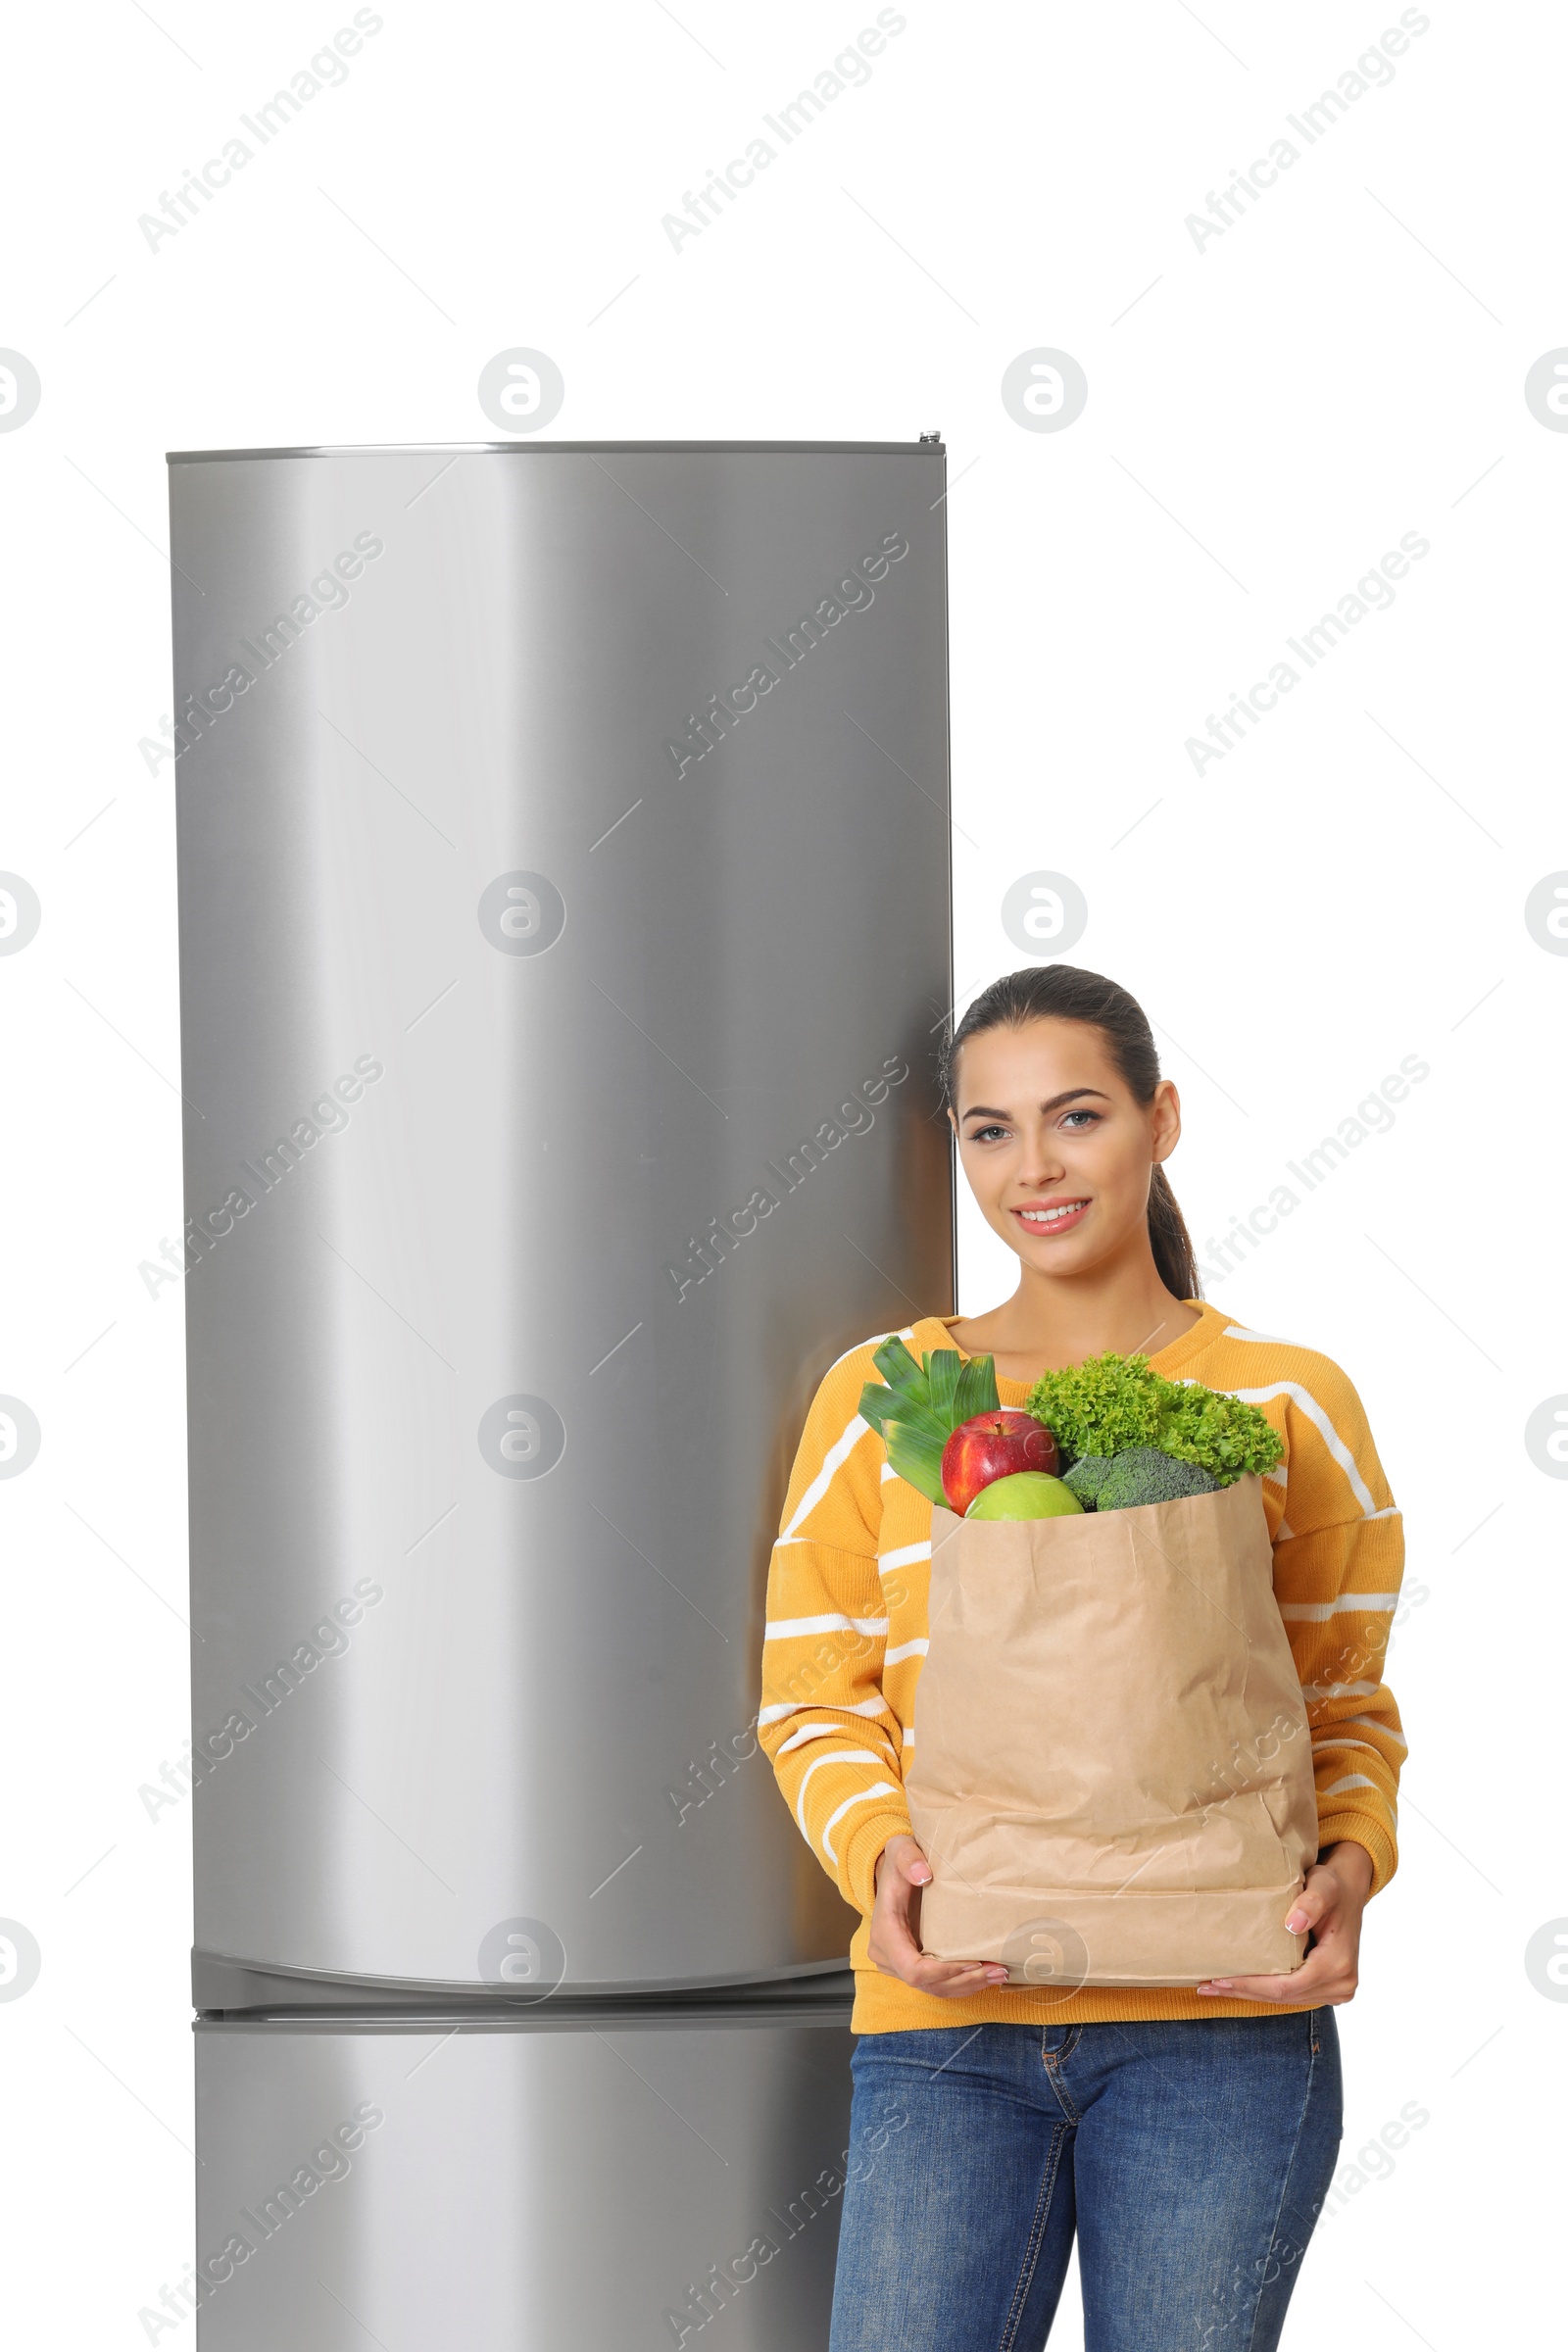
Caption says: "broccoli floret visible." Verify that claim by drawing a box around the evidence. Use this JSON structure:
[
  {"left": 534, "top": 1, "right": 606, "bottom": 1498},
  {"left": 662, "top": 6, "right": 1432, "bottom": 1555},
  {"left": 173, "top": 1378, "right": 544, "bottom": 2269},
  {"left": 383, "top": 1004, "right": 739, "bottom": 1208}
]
[
  {"left": 1096, "top": 1447, "right": 1222, "bottom": 1511},
  {"left": 1062, "top": 1453, "right": 1116, "bottom": 1509}
]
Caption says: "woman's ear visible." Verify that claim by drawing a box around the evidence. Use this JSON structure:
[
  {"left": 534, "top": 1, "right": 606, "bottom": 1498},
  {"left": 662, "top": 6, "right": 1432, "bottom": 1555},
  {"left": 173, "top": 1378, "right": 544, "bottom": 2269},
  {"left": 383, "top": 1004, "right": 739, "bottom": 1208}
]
[{"left": 1150, "top": 1078, "right": 1182, "bottom": 1164}]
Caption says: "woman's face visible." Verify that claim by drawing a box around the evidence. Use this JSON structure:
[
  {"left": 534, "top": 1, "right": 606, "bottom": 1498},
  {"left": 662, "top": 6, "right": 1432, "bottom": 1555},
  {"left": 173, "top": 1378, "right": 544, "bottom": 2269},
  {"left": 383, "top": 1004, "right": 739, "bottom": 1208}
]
[{"left": 948, "top": 1017, "right": 1181, "bottom": 1280}]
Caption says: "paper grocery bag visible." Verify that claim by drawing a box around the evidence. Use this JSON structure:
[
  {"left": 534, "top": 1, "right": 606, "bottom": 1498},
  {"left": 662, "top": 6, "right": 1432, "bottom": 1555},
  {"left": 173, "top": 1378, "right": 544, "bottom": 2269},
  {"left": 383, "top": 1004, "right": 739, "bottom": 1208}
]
[{"left": 904, "top": 1475, "right": 1319, "bottom": 1988}]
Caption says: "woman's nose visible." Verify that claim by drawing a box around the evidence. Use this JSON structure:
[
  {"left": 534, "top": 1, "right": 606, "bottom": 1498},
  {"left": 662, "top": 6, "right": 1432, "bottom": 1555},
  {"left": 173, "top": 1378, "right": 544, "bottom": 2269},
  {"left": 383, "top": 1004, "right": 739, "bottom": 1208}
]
[{"left": 1013, "top": 1126, "right": 1066, "bottom": 1185}]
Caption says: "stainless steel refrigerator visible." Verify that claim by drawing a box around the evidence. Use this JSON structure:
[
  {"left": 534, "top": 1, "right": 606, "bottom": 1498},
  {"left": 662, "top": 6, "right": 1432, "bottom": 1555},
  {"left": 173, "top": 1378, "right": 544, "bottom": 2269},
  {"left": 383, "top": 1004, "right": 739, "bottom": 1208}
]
[{"left": 169, "top": 437, "right": 953, "bottom": 2347}]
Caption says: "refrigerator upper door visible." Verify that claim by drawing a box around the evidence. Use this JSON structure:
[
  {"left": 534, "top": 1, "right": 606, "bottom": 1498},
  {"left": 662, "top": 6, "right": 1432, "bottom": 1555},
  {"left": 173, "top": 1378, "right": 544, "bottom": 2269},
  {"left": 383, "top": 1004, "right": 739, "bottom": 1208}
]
[{"left": 172, "top": 443, "right": 953, "bottom": 1991}]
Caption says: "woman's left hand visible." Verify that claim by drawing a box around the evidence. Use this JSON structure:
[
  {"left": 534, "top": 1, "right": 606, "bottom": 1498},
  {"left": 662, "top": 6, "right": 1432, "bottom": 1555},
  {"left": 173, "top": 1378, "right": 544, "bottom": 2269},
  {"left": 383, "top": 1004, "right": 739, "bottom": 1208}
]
[{"left": 1195, "top": 1839, "right": 1374, "bottom": 2005}]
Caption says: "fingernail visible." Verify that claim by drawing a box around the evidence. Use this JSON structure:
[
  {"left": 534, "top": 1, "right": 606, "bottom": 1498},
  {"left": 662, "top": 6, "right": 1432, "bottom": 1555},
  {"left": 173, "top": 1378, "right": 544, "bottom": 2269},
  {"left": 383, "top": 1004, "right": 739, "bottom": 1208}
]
[
  {"left": 1285, "top": 1911, "right": 1308, "bottom": 1933},
  {"left": 1202, "top": 1981, "right": 1233, "bottom": 1992}
]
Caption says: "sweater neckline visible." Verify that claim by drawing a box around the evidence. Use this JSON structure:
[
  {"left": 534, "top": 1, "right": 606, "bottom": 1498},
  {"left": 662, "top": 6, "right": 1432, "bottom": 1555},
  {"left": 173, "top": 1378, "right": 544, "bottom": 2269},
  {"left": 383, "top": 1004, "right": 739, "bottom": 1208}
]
[{"left": 922, "top": 1300, "right": 1223, "bottom": 1398}]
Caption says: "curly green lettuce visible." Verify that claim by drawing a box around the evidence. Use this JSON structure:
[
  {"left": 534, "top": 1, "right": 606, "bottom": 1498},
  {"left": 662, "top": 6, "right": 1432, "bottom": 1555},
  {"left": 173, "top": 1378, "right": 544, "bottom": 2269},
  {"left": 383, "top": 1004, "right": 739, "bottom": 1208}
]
[
  {"left": 1024, "top": 1351, "right": 1283, "bottom": 1488},
  {"left": 1025, "top": 1351, "right": 1168, "bottom": 1461},
  {"left": 1157, "top": 1382, "right": 1284, "bottom": 1484}
]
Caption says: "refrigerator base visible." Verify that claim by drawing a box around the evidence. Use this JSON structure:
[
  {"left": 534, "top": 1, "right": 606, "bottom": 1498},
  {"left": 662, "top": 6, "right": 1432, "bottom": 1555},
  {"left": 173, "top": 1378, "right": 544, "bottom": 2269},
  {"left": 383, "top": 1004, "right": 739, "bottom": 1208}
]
[{"left": 193, "top": 1994, "right": 856, "bottom": 2349}]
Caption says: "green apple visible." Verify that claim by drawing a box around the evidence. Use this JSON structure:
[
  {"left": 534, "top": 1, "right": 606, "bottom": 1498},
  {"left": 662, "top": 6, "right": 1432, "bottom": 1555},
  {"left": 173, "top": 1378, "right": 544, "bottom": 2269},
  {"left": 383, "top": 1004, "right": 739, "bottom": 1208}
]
[{"left": 964, "top": 1472, "right": 1083, "bottom": 1521}]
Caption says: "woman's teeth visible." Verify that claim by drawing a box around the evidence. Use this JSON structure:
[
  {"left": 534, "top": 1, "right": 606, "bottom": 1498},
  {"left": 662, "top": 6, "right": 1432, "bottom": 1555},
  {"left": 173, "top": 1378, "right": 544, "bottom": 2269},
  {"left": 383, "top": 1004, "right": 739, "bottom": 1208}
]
[{"left": 1019, "top": 1201, "right": 1087, "bottom": 1226}]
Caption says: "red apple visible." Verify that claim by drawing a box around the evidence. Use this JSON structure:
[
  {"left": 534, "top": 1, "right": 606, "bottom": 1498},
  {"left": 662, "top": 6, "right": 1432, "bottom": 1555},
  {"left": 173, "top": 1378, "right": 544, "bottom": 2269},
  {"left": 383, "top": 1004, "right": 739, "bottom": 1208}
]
[{"left": 940, "top": 1411, "right": 1059, "bottom": 1515}]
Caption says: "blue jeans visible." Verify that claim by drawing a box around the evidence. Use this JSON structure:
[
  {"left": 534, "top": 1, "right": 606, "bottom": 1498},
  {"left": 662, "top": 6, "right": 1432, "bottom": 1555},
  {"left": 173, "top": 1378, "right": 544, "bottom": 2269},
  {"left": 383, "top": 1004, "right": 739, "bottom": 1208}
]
[{"left": 830, "top": 2012, "right": 1342, "bottom": 2351}]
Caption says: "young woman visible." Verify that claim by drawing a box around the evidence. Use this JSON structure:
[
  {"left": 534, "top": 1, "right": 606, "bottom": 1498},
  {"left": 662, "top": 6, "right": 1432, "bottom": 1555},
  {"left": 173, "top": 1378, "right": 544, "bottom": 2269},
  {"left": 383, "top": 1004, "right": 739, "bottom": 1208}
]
[{"left": 759, "top": 964, "right": 1406, "bottom": 2352}]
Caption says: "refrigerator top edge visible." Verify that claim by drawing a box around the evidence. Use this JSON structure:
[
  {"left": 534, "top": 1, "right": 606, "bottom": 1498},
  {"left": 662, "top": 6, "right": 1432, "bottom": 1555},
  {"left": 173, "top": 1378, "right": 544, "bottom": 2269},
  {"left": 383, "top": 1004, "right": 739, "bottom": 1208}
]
[{"left": 166, "top": 436, "right": 946, "bottom": 463}]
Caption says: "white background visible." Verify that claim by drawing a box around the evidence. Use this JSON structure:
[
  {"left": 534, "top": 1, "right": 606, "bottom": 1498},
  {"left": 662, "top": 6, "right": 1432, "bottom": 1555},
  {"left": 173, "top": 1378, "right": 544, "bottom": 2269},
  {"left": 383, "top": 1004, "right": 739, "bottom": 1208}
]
[{"left": 2, "top": 0, "right": 1562, "bottom": 2342}]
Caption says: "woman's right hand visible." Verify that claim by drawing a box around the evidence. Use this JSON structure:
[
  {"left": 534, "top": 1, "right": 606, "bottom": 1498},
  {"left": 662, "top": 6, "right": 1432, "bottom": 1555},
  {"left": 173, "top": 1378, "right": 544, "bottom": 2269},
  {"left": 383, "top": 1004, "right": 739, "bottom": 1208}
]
[{"left": 867, "top": 1834, "right": 1011, "bottom": 1996}]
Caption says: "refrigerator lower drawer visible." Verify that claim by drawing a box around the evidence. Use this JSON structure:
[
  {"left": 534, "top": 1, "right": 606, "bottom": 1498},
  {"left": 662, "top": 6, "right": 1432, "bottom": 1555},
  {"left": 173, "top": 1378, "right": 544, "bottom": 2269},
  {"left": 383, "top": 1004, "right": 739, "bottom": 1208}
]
[{"left": 193, "top": 2006, "right": 855, "bottom": 2349}]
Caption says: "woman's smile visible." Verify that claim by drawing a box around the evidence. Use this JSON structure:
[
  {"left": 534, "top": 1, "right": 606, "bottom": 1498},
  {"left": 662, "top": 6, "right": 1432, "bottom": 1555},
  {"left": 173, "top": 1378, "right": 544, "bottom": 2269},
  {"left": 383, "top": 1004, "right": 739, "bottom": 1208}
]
[{"left": 1010, "top": 1197, "right": 1091, "bottom": 1236}]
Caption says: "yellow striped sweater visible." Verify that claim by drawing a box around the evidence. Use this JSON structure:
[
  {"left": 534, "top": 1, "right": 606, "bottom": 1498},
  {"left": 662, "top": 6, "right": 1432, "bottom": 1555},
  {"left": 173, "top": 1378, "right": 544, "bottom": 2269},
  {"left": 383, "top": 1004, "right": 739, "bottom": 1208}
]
[{"left": 759, "top": 1300, "right": 1406, "bottom": 2032}]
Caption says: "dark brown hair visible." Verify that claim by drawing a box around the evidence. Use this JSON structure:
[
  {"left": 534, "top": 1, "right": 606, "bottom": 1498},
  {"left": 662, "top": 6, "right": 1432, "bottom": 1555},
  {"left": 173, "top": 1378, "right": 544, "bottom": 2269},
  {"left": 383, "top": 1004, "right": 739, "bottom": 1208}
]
[{"left": 937, "top": 964, "right": 1201, "bottom": 1301}]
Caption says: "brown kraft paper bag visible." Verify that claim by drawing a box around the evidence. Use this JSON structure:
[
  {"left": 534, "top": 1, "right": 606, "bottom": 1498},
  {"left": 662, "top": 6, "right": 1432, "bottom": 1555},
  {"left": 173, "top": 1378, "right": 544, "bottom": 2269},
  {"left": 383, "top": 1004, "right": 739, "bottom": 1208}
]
[{"left": 904, "top": 1474, "right": 1319, "bottom": 1989}]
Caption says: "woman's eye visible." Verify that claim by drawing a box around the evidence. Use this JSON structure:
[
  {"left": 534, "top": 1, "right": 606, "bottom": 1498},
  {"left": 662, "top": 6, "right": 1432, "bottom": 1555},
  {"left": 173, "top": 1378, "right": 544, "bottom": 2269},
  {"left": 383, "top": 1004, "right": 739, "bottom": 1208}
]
[{"left": 966, "top": 1112, "right": 1100, "bottom": 1142}]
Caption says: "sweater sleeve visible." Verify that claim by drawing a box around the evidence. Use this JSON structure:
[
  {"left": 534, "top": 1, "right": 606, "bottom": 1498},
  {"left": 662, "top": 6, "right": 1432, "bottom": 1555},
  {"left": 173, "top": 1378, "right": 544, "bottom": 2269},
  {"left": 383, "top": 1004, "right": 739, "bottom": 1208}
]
[
  {"left": 1266, "top": 1361, "right": 1407, "bottom": 1894},
  {"left": 758, "top": 1343, "right": 915, "bottom": 1918}
]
